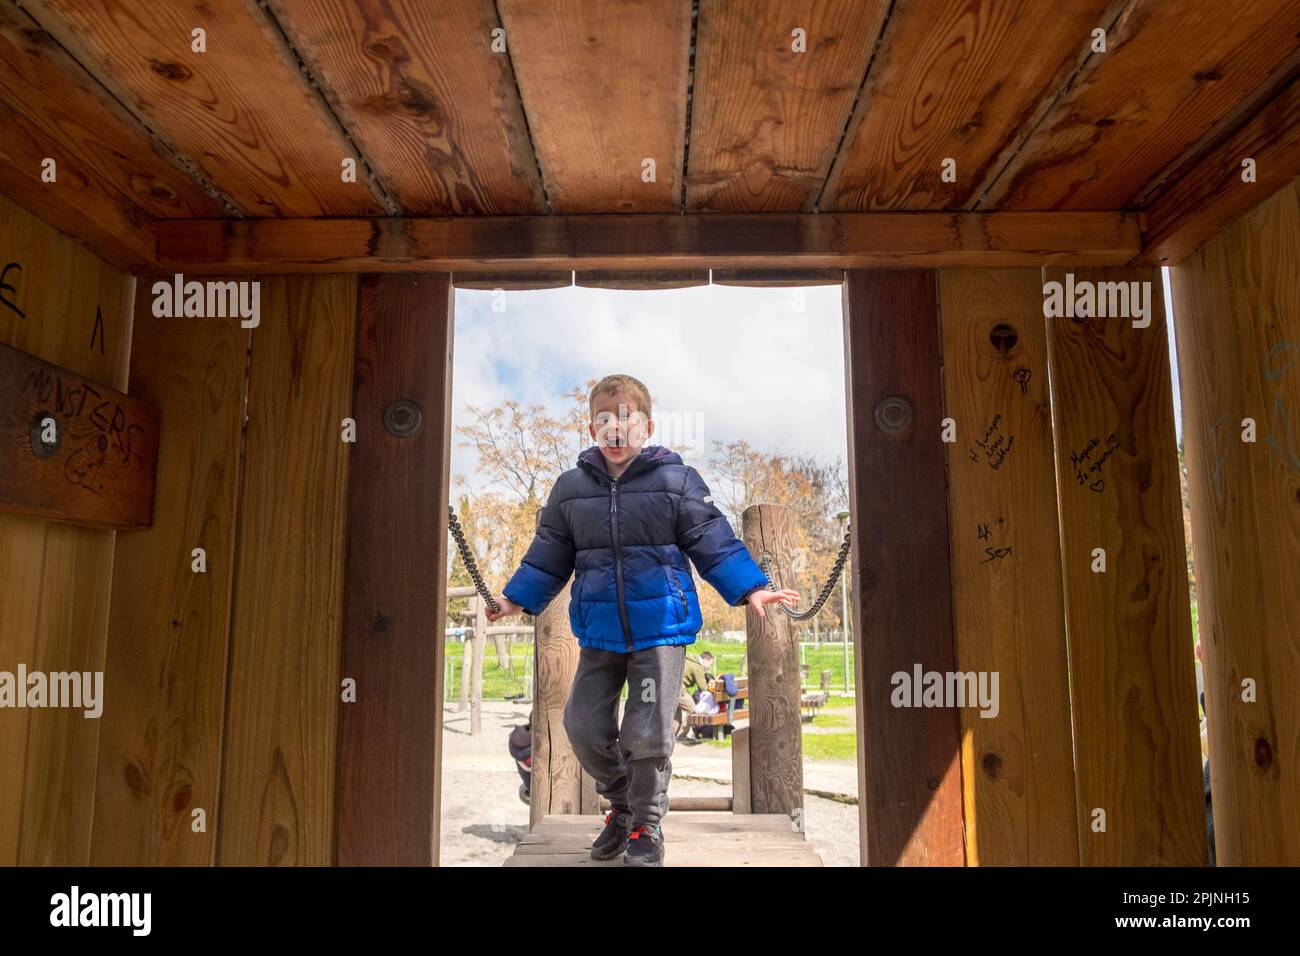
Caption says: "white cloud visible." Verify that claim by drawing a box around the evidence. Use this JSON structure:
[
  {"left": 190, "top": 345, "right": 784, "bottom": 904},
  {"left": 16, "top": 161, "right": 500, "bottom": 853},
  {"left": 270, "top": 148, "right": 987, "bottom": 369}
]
[{"left": 451, "top": 283, "right": 847, "bottom": 494}]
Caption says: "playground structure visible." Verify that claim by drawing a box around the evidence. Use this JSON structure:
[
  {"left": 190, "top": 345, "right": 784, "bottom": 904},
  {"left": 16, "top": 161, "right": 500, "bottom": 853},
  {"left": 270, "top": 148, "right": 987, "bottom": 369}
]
[{"left": 0, "top": 1, "right": 1296, "bottom": 867}]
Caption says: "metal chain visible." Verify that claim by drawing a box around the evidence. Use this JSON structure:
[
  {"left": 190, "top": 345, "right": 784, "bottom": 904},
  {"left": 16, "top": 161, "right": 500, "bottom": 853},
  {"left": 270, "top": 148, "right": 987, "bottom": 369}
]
[
  {"left": 756, "top": 526, "right": 852, "bottom": 622},
  {"left": 447, "top": 505, "right": 501, "bottom": 614}
]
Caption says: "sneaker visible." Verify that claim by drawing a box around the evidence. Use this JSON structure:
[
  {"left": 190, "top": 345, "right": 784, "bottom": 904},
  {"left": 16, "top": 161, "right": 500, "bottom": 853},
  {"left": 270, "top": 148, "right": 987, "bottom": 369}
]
[
  {"left": 624, "top": 823, "right": 666, "bottom": 866},
  {"left": 590, "top": 805, "right": 633, "bottom": 860}
]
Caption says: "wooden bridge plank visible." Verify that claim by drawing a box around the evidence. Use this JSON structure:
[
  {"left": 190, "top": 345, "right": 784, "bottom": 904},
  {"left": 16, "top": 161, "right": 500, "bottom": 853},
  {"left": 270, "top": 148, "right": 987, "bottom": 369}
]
[
  {"left": 1043, "top": 265, "right": 1204, "bottom": 865},
  {"left": 1167, "top": 179, "right": 1300, "bottom": 865},
  {"left": 938, "top": 268, "right": 1079, "bottom": 865}
]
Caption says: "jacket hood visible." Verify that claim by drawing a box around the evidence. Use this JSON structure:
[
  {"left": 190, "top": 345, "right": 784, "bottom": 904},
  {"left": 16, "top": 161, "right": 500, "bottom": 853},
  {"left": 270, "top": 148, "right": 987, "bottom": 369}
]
[{"left": 578, "top": 443, "right": 682, "bottom": 479}]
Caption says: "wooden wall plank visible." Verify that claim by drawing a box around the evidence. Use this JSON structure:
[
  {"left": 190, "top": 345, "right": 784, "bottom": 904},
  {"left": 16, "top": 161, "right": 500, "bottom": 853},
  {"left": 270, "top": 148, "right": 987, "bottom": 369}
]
[
  {"left": 152, "top": 210, "right": 1143, "bottom": 274},
  {"left": 1168, "top": 178, "right": 1300, "bottom": 865},
  {"left": 984, "top": 1, "right": 1300, "bottom": 209},
  {"left": 217, "top": 275, "right": 355, "bottom": 865},
  {"left": 336, "top": 274, "right": 453, "bottom": 866},
  {"left": 498, "top": 0, "right": 691, "bottom": 213},
  {"left": 91, "top": 289, "right": 248, "bottom": 865},
  {"left": 842, "top": 269, "right": 963, "bottom": 866},
  {"left": 268, "top": 0, "right": 543, "bottom": 215},
  {"left": 0, "top": 194, "right": 135, "bottom": 865},
  {"left": 823, "top": 0, "right": 1111, "bottom": 211},
  {"left": 1137, "top": 75, "right": 1300, "bottom": 266},
  {"left": 938, "top": 268, "right": 1078, "bottom": 865},
  {"left": 23, "top": 0, "right": 386, "bottom": 217},
  {"left": 1043, "top": 265, "right": 1203, "bottom": 865},
  {"left": 686, "top": 0, "right": 884, "bottom": 212}
]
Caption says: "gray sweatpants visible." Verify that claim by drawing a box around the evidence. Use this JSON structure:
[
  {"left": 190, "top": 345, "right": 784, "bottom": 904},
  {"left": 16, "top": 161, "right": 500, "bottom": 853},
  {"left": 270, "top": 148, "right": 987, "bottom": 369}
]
[{"left": 563, "top": 644, "right": 687, "bottom": 828}]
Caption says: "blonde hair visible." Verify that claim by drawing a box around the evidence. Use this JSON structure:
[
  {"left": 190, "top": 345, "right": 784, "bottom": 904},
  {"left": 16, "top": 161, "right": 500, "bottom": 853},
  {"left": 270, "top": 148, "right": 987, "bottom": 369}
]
[{"left": 589, "top": 374, "right": 652, "bottom": 420}]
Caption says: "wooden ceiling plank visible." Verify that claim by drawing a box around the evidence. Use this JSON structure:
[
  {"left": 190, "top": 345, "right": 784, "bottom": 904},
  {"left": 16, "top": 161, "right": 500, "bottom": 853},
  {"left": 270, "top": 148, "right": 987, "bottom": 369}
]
[
  {"left": 151, "top": 210, "right": 1141, "bottom": 273},
  {"left": 0, "top": 3, "right": 226, "bottom": 220},
  {"left": 267, "top": 0, "right": 544, "bottom": 215},
  {"left": 498, "top": 0, "right": 692, "bottom": 213},
  {"left": 1136, "top": 72, "right": 1300, "bottom": 265},
  {"left": 685, "top": 0, "right": 886, "bottom": 212},
  {"left": 21, "top": 0, "right": 387, "bottom": 217},
  {"left": 981, "top": 0, "right": 1300, "bottom": 210},
  {"left": 821, "top": 0, "right": 1115, "bottom": 211}
]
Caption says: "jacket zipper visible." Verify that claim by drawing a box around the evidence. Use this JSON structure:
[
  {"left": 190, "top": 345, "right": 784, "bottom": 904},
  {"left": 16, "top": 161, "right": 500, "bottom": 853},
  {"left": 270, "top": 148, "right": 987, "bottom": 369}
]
[{"left": 610, "top": 480, "right": 634, "bottom": 651}]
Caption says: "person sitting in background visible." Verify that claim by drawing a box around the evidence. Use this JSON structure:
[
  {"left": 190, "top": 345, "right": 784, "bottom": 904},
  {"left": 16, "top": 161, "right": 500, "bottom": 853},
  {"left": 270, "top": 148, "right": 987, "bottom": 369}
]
[{"left": 676, "top": 650, "right": 714, "bottom": 741}]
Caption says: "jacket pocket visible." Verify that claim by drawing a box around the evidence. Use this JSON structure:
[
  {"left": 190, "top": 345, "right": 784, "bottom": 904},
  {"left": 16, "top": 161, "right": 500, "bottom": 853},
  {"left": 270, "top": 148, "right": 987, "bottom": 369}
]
[{"left": 665, "top": 566, "right": 689, "bottom": 623}]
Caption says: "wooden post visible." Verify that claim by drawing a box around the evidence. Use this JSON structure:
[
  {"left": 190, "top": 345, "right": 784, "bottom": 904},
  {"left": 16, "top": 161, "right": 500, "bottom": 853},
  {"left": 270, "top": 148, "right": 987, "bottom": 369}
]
[
  {"left": 528, "top": 507, "right": 588, "bottom": 827},
  {"left": 471, "top": 595, "right": 487, "bottom": 735},
  {"left": 458, "top": 623, "right": 474, "bottom": 712},
  {"left": 842, "top": 269, "right": 964, "bottom": 866},
  {"left": 1167, "top": 178, "right": 1300, "bottom": 865},
  {"left": 740, "top": 503, "right": 803, "bottom": 818},
  {"left": 336, "top": 274, "right": 454, "bottom": 866}
]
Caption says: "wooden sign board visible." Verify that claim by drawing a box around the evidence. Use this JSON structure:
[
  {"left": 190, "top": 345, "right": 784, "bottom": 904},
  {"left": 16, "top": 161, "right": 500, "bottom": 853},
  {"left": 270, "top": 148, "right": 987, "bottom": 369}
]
[{"left": 0, "top": 343, "right": 159, "bottom": 528}]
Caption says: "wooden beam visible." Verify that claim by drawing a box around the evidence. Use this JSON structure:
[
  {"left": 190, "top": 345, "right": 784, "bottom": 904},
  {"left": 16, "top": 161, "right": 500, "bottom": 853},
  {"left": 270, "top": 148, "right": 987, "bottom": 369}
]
[
  {"left": 336, "top": 274, "right": 453, "bottom": 866},
  {"left": 0, "top": 343, "right": 158, "bottom": 529},
  {"left": 153, "top": 211, "right": 1141, "bottom": 273},
  {"left": 842, "top": 269, "right": 964, "bottom": 866},
  {"left": 1136, "top": 74, "right": 1300, "bottom": 265},
  {"left": 452, "top": 271, "right": 572, "bottom": 291}
]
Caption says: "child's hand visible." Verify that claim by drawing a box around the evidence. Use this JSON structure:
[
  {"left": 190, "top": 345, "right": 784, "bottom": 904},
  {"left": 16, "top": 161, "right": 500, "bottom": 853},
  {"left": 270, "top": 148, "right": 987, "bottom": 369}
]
[
  {"left": 746, "top": 588, "right": 800, "bottom": 618},
  {"left": 485, "top": 596, "right": 523, "bottom": 622}
]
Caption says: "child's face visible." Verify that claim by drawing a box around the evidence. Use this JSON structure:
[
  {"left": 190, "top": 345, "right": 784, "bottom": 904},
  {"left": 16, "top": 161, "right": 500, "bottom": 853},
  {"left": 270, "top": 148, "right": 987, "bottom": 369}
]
[{"left": 589, "top": 390, "right": 653, "bottom": 470}]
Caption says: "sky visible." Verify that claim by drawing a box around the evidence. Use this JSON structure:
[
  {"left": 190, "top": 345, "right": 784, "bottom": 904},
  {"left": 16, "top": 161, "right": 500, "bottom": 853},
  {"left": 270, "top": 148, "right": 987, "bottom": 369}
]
[
  {"left": 449, "top": 271, "right": 1185, "bottom": 499},
  {"left": 450, "top": 283, "right": 850, "bottom": 497}
]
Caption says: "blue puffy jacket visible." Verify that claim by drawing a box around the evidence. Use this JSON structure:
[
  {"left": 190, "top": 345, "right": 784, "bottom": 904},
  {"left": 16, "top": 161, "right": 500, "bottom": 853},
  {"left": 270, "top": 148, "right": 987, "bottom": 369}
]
[{"left": 501, "top": 443, "right": 771, "bottom": 653}]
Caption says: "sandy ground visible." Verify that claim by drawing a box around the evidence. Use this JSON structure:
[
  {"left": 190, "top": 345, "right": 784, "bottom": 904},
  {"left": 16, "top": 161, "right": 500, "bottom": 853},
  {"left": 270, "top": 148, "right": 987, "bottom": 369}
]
[{"left": 439, "top": 699, "right": 861, "bottom": 867}]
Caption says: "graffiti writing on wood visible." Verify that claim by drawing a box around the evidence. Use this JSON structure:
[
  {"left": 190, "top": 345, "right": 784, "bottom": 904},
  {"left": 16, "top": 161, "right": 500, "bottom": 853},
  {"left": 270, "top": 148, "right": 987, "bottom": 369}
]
[
  {"left": 968, "top": 413, "right": 1016, "bottom": 469},
  {"left": 21, "top": 364, "right": 145, "bottom": 495},
  {"left": 1070, "top": 432, "right": 1118, "bottom": 492},
  {"left": 1, "top": 263, "right": 23, "bottom": 319}
]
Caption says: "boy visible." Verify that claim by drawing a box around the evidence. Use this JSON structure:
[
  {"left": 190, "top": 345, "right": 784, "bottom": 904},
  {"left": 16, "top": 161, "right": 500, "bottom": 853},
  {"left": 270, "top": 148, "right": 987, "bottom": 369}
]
[{"left": 486, "top": 374, "right": 798, "bottom": 866}]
